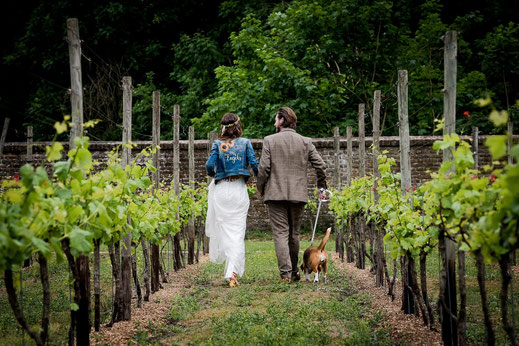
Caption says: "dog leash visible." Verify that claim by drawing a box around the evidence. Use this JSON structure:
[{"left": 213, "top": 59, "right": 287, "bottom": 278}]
[{"left": 311, "top": 188, "right": 333, "bottom": 245}]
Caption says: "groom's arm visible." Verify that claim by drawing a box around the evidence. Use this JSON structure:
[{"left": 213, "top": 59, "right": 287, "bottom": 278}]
[
  {"left": 308, "top": 140, "right": 327, "bottom": 189},
  {"left": 256, "top": 138, "right": 271, "bottom": 195}
]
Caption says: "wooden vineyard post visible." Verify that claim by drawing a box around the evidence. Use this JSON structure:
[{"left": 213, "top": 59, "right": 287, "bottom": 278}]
[
  {"left": 150, "top": 91, "right": 160, "bottom": 293},
  {"left": 359, "top": 104, "right": 366, "bottom": 178},
  {"left": 66, "top": 18, "right": 92, "bottom": 342},
  {"left": 67, "top": 18, "right": 83, "bottom": 149},
  {"left": 398, "top": 70, "right": 416, "bottom": 316},
  {"left": 26, "top": 127, "right": 33, "bottom": 163},
  {"left": 204, "top": 131, "right": 216, "bottom": 255},
  {"left": 172, "top": 105, "right": 183, "bottom": 270},
  {"left": 509, "top": 122, "right": 517, "bottom": 266},
  {"left": 345, "top": 126, "right": 354, "bottom": 263},
  {"left": 373, "top": 90, "right": 384, "bottom": 287},
  {"left": 472, "top": 127, "right": 479, "bottom": 170},
  {"left": 346, "top": 126, "right": 353, "bottom": 187},
  {"left": 188, "top": 126, "right": 195, "bottom": 265},
  {"left": 90, "top": 74, "right": 101, "bottom": 327},
  {"left": 398, "top": 71, "right": 412, "bottom": 197},
  {"left": 440, "top": 30, "right": 458, "bottom": 346},
  {"left": 121, "top": 76, "right": 133, "bottom": 321},
  {"left": 0, "top": 117, "right": 9, "bottom": 156},
  {"left": 333, "top": 127, "right": 341, "bottom": 188},
  {"left": 333, "top": 127, "right": 344, "bottom": 259},
  {"left": 23, "top": 126, "right": 35, "bottom": 268},
  {"left": 357, "top": 104, "right": 366, "bottom": 269}
]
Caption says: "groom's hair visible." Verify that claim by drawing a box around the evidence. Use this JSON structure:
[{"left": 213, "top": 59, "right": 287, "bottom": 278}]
[{"left": 277, "top": 107, "right": 297, "bottom": 130}]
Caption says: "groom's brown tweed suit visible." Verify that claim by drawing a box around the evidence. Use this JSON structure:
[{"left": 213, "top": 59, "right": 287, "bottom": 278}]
[{"left": 257, "top": 128, "right": 327, "bottom": 279}]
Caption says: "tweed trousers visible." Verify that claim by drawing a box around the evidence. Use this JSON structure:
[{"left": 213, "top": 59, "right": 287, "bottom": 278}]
[{"left": 267, "top": 201, "right": 306, "bottom": 279}]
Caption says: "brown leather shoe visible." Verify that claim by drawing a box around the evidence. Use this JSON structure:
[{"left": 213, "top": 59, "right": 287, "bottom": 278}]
[
  {"left": 291, "top": 272, "right": 301, "bottom": 282},
  {"left": 278, "top": 278, "right": 292, "bottom": 283}
]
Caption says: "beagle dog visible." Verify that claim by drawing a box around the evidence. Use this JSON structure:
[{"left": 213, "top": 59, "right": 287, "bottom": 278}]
[{"left": 300, "top": 227, "right": 331, "bottom": 283}]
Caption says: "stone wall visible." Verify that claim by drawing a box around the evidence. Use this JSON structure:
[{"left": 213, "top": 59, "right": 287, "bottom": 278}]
[{"left": 0, "top": 136, "right": 498, "bottom": 231}]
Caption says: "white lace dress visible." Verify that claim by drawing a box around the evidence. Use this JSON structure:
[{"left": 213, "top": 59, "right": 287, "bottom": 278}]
[{"left": 205, "top": 179, "right": 249, "bottom": 279}]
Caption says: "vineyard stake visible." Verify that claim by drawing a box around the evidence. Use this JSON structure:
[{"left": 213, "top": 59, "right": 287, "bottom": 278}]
[
  {"left": 440, "top": 30, "right": 458, "bottom": 346},
  {"left": 358, "top": 104, "right": 366, "bottom": 269},
  {"left": 67, "top": 18, "right": 83, "bottom": 149},
  {"left": 121, "top": 76, "right": 133, "bottom": 320},
  {"left": 0, "top": 117, "right": 9, "bottom": 156}
]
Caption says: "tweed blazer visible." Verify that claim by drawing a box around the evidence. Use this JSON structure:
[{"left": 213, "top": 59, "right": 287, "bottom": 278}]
[{"left": 257, "top": 128, "right": 327, "bottom": 203}]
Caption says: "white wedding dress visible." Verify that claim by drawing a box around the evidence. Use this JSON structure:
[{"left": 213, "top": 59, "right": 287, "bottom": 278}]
[{"left": 205, "top": 179, "right": 249, "bottom": 279}]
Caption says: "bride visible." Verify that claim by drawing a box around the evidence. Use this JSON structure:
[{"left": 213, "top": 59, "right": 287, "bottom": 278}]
[{"left": 205, "top": 113, "right": 259, "bottom": 287}]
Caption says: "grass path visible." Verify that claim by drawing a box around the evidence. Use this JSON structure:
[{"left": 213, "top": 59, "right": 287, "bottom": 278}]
[{"left": 129, "top": 239, "right": 396, "bottom": 345}]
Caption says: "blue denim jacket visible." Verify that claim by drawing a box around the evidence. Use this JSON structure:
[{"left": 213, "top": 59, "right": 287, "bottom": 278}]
[{"left": 206, "top": 137, "right": 259, "bottom": 182}]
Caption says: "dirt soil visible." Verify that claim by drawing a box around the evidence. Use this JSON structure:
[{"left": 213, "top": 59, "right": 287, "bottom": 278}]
[
  {"left": 332, "top": 253, "right": 442, "bottom": 346},
  {"left": 90, "top": 255, "right": 208, "bottom": 345}
]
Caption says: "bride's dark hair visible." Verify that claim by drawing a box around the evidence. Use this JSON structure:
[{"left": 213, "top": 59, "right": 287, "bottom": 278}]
[{"left": 219, "top": 113, "right": 243, "bottom": 140}]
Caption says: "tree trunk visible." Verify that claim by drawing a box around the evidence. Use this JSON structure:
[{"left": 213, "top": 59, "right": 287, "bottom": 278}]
[
  {"left": 159, "top": 241, "right": 168, "bottom": 284},
  {"left": 151, "top": 242, "right": 160, "bottom": 292},
  {"left": 141, "top": 240, "right": 151, "bottom": 301},
  {"left": 131, "top": 241, "right": 142, "bottom": 308},
  {"left": 369, "top": 220, "right": 375, "bottom": 271},
  {"left": 401, "top": 254, "right": 416, "bottom": 314},
  {"left": 499, "top": 253, "right": 517, "bottom": 346},
  {"left": 336, "top": 220, "right": 344, "bottom": 261},
  {"left": 108, "top": 241, "right": 123, "bottom": 325},
  {"left": 409, "top": 255, "right": 428, "bottom": 325},
  {"left": 354, "top": 215, "right": 361, "bottom": 268},
  {"left": 457, "top": 248, "right": 467, "bottom": 345},
  {"left": 188, "top": 219, "right": 195, "bottom": 265},
  {"left": 196, "top": 220, "right": 201, "bottom": 263},
  {"left": 389, "top": 259, "right": 397, "bottom": 300},
  {"left": 358, "top": 214, "right": 366, "bottom": 269},
  {"left": 346, "top": 215, "right": 355, "bottom": 263},
  {"left": 420, "top": 249, "right": 435, "bottom": 329},
  {"left": 94, "top": 239, "right": 101, "bottom": 331},
  {"left": 38, "top": 253, "right": 51, "bottom": 344},
  {"left": 4, "top": 265, "right": 47, "bottom": 346},
  {"left": 77, "top": 254, "right": 91, "bottom": 344},
  {"left": 475, "top": 251, "right": 495, "bottom": 345},
  {"left": 438, "top": 232, "right": 458, "bottom": 346},
  {"left": 159, "top": 261, "right": 167, "bottom": 285},
  {"left": 23, "top": 256, "right": 33, "bottom": 268},
  {"left": 174, "top": 232, "right": 183, "bottom": 271},
  {"left": 375, "top": 224, "right": 384, "bottom": 287},
  {"left": 62, "top": 239, "right": 90, "bottom": 345}
]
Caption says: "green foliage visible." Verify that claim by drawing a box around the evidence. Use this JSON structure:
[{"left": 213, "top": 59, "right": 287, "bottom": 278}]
[
  {"left": 329, "top": 104, "right": 518, "bottom": 264},
  {"left": 479, "top": 22, "right": 519, "bottom": 108},
  {"left": 0, "top": 118, "right": 208, "bottom": 271},
  {"left": 3, "top": 0, "right": 518, "bottom": 140}
]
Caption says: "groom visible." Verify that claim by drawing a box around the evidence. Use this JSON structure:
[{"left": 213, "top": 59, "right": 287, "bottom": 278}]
[{"left": 257, "top": 107, "right": 328, "bottom": 282}]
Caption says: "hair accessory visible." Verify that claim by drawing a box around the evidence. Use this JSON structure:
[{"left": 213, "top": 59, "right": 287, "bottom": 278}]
[{"left": 220, "top": 117, "right": 240, "bottom": 135}]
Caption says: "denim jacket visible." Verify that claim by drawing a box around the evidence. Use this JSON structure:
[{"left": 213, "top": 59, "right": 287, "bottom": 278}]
[{"left": 206, "top": 137, "right": 259, "bottom": 182}]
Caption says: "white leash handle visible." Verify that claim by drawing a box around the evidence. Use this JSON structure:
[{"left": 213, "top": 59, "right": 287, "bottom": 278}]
[{"left": 310, "top": 189, "right": 333, "bottom": 245}]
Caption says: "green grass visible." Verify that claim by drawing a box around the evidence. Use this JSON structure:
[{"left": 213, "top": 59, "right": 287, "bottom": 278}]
[
  {"left": 0, "top": 251, "right": 115, "bottom": 345},
  {"left": 360, "top": 243, "right": 519, "bottom": 345},
  {"left": 2, "top": 232, "right": 515, "bottom": 345},
  {"left": 147, "top": 240, "right": 393, "bottom": 345},
  {"left": 420, "top": 247, "right": 519, "bottom": 345}
]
